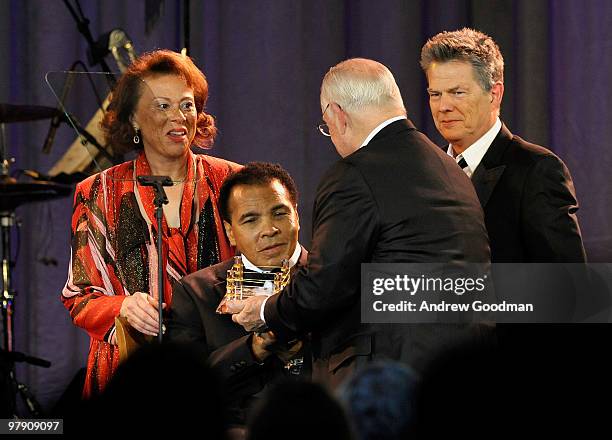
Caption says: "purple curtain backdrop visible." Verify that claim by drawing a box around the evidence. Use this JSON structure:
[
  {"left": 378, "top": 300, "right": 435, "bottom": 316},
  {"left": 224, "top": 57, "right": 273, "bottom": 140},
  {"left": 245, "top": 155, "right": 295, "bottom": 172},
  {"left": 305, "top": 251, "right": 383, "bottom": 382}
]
[{"left": 0, "top": 0, "right": 610, "bottom": 411}]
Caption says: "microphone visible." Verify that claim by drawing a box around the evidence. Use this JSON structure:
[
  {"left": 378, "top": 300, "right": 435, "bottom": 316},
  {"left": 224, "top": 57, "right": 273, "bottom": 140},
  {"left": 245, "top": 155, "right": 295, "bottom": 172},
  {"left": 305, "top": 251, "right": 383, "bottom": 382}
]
[
  {"left": 43, "top": 73, "right": 76, "bottom": 154},
  {"left": 42, "top": 112, "right": 63, "bottom": 154},
  {"left": 137, "top": 175, "right": 173, "bottom": 205},
  {"left": 136, "top": 175, "right": 173, "bottom": 187}
]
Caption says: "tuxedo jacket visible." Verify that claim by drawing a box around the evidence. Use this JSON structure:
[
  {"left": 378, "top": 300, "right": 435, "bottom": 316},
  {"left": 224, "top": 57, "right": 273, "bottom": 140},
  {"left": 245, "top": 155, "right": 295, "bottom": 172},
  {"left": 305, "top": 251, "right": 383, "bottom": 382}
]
[
  {"left": 470, "top": 123, "right": 585, "bottom": 262},
  {"left": 472, "top": 124, "right": 591, "bottom": 366},
  {"left": 264, "top": 119, "right": 492, "bottom": 379},
  {"left": 165, "top": 248, "right": 309, "bottom": 424}
]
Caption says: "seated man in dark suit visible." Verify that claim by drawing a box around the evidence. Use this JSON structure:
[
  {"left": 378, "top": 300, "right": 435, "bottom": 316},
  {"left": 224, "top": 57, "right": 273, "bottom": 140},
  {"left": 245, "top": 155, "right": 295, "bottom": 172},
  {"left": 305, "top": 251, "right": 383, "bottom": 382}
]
[{"left": 165, "top": 162, "right": 308, "bottom": 426}]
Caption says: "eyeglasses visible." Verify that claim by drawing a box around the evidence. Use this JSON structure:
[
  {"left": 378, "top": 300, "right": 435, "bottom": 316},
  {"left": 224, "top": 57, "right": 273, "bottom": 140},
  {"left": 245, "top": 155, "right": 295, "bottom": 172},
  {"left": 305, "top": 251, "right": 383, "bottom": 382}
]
[{"left": 317, "top": 103, "right": 331, "bottom": 137}]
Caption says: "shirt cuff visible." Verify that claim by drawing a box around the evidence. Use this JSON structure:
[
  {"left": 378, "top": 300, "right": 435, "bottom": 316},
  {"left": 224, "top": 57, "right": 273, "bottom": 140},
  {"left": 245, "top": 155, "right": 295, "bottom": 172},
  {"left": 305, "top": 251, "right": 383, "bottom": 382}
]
[{"left": 259, "top": 295, "right": 270, "bottom": 325}]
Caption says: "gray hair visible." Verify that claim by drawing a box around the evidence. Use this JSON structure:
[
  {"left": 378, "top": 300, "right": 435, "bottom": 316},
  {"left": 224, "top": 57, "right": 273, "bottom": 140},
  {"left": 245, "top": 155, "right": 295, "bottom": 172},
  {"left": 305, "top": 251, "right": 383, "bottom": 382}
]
[
  {"left": 321, "top": 58, "right": 405, "bottom": 114},
  {"left": 420, "top": 28, "right": 504, "bottom": 91}
]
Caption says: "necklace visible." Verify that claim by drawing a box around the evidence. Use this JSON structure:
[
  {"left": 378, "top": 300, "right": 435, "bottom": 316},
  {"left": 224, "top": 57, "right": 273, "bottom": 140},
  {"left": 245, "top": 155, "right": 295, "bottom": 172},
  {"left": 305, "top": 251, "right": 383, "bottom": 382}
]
[
  {"left": 170, "top": 176, "right": 188, "bottom": 185},
  {"left": 169, "top": 163, "right": 191, "bottom": 185}
]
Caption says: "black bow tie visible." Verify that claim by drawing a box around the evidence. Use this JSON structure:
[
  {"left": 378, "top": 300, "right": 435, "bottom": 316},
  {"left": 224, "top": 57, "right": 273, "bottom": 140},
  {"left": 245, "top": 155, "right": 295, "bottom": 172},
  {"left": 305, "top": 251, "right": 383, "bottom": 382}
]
[{"left": 241, "top": 270, "right": 278, "bottom": 286}]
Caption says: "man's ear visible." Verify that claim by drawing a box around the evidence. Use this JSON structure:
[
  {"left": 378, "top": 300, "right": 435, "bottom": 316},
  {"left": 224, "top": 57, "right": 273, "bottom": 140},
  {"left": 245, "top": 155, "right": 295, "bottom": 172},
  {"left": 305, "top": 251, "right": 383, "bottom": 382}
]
[
  {"left": 491, "top": 82, "right": 504, "bottom": 107},
  {"left": 223, "top": 220, "right": 236, "bottom": 246},
  {"left": 295, "top": 206, "right": 300, "bottom": 232},
  {"left": 331, "top": 102, "right": 348, "bottom": 135}
]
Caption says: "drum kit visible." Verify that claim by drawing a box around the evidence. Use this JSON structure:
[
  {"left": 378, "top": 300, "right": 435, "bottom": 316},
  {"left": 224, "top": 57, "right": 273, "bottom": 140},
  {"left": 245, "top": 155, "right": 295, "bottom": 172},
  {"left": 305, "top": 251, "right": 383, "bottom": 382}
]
[{"left": 0, "top": 103, "right": 73, "bottom": 416}]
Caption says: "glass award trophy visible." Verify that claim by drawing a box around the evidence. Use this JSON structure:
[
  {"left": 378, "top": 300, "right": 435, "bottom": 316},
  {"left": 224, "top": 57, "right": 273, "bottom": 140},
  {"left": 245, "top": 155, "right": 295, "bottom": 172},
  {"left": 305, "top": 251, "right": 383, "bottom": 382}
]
[{"left": 216, "top": 256, "right": 291, "bottom": 314}]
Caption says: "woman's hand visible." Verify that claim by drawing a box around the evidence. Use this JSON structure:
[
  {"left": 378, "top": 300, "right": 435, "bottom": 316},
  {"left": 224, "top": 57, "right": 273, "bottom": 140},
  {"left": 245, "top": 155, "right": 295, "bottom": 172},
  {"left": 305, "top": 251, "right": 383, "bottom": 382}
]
[{"left": 119, "top": 292, "right": 166, "bottom": 336}]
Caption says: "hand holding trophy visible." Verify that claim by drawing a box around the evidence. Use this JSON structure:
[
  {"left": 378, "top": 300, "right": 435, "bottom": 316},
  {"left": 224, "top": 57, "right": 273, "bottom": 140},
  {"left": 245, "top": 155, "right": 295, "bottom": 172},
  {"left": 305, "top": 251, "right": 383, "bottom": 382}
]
[{"left": 216, "top": 256, "right": 291, "bottom": 314}]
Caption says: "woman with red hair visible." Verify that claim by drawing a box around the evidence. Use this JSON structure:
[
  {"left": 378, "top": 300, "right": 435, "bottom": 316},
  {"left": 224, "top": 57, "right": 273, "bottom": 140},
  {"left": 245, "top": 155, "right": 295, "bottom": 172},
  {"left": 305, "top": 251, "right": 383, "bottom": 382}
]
[{"left": 61, "top": 50, "right": 240, "bottom": 397}]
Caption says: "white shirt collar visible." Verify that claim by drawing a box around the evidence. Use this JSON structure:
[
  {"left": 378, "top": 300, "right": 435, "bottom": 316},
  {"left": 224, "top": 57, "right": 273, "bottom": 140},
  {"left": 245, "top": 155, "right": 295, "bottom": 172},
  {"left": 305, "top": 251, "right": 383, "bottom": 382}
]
[
  {"left": 241, "top": 242, "right": 302, "bottom": 273},
  {"left": 446, "top": 117, "right": 502, "bottom": 177},
  {"left": 360, "top": 116, "right": 407, "bottom": 148}
]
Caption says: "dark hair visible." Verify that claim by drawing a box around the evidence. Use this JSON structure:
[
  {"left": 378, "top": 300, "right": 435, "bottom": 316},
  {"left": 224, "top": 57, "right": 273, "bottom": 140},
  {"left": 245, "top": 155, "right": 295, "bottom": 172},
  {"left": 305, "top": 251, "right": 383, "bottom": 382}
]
[
  {"left": 218, "top": 162, "right": 298, "bottom": 223},
  {"left": 420, "top": 28, "right": 504, "bottom": 91},
  {"left": 101, "top": 49, "right": 216, "bottom": 154}
]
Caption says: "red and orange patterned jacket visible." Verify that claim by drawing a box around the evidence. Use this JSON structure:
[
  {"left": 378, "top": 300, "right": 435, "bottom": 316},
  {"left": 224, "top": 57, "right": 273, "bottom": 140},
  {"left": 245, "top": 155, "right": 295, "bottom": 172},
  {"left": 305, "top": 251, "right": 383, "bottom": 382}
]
[{"left": 62, "top": 150, "right": 240, "bottom": 397}]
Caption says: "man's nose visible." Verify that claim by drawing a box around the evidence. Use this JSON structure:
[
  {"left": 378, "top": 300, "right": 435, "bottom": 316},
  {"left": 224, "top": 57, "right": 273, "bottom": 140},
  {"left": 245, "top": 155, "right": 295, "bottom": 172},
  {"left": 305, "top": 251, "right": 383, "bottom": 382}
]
[
  {"left": 439, "top": 93, "right": 454, "bottom": 112},
  {"left": 260, "top": 218, "right": 280, "bottom": 237}
]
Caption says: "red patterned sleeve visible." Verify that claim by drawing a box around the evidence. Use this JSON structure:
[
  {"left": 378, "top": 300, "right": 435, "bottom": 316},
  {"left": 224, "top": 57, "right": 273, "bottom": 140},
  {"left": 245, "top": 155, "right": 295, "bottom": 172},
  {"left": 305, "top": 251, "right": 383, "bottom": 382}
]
[{"left": 61, "top": 178, "right": 126, "bottom": 343}]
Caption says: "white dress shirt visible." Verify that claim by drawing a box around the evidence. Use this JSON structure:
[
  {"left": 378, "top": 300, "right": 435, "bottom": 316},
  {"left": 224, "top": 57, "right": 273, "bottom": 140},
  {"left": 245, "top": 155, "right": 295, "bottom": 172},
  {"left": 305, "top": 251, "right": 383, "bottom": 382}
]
[
  {"left": 360, "top": 115, "right": 407, "bottom": 148},
  {"left": 447, "top": 117, "right": 502, "bottom": 178}
]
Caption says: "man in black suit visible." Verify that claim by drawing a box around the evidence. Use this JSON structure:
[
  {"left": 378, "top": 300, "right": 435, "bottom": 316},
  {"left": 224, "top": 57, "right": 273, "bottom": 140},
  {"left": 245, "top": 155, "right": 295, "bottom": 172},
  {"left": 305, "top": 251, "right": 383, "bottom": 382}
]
[
  {"left": 230, "top": 58, "right": 491, "bottom": 389},
  {"left": 420, "top": 29, "right": 590, "bottom": 379},
  {"left": 165, "top": 162, "right": 308, "bottom": 426},
  {"left": 420, "top": 28, "right": 585, "bottom": 263}
]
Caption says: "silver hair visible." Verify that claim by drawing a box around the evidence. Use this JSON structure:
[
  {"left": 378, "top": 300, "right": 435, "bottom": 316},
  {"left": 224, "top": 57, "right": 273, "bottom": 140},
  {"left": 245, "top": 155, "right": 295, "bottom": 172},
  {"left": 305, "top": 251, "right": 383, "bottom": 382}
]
[
  {"left": 420, "top": 28, "right": 504, "bottom": 91},
  {"left": 321, "top": 58, "right": 406, "bottom": 114}
]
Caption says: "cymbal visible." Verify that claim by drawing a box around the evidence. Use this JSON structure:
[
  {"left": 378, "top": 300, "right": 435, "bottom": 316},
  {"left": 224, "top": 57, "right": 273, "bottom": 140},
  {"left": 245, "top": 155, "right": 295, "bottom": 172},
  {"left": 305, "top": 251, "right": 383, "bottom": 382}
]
[
  {"left": 0, "top": 181, "right": 72, "bottom": 211},
  {"left": 0, "top": 103, "right": 60, "bottom": 123}
]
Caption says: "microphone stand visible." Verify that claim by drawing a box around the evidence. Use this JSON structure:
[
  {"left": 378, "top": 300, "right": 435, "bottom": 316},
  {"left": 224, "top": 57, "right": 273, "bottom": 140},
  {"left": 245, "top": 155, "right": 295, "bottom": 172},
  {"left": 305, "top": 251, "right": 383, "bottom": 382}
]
[
  {"left": 136, "top": 176, "right": 173, "bottom": 343},
  {"left": 0, "top": 141, "right": 48, "bottom": 417},
  {"left": 0, "top": 350, "right": 49, "bottom": 417},
  {"left": 62, "top": 0, "right": 116, "bottom": 88}
]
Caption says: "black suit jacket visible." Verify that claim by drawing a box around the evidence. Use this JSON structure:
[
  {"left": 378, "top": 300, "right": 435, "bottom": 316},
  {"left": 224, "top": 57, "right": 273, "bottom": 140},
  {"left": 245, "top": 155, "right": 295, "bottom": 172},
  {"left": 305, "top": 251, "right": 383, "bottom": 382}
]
[
  {"left": 471, "top": 124, "right": 592, "bottom": 370},
  {"left": 264, "top": 119, "right": 491, "bottom": 380},
  {"left": 471, "top": 123, "right": 586, "bottom": 262},
  {"left": 165, "top": 248, "right": 309, "bottom": 424}
]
